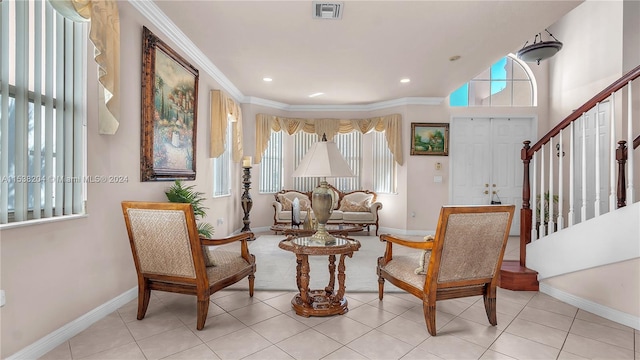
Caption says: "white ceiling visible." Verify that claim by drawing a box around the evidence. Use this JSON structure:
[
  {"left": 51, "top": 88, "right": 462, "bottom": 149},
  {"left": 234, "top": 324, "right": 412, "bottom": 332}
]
[{"left": 152, "top": 1, "right": 582, "bottom": 107}]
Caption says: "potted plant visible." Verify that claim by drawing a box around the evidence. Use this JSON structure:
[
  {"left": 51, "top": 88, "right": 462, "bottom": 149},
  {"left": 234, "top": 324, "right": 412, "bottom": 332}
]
[
  {"left": 165, "top": 180, "right": 215, "bottom": 238},
  {"left": 535, "top": 191, "right": 558, "bottom": 236}
]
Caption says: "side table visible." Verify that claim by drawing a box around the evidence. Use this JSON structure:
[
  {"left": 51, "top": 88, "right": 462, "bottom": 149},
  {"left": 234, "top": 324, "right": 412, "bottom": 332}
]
[{"left": 278, "top": 236, "right": 361, "bottom": 317}]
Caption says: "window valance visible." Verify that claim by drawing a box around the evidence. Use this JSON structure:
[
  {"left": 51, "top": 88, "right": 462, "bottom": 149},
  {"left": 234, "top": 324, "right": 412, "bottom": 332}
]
[
  {"left": 49, "top": 0, "right": 120, "bottom": 135},
  {"left": 210, "top": 90, "right": 243, "bottom": 161},
  {"left": 255, "top": 113, "right": 403, "bottom": 165}
]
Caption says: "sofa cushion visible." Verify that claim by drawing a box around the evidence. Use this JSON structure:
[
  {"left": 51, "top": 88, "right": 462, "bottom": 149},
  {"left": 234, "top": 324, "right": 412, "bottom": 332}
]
[
  {"left": 343, "top": 192, "right": 374, "bottom": 206},
  {"left": 329, "top": 187, "right": 340, "bottom": 209},
  {"left": 278, "top": 193, "right": 311, "bottom": 211},
  {"left": 342, "top": 211, "right": 374, "bottom": 222},
  {"left": 339, "top": 198, "right": 370, "bottom": 212}
]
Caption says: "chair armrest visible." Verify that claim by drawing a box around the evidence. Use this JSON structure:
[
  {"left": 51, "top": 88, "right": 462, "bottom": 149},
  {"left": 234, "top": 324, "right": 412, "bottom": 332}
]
[
  {"left": 200, "top": 232, "right": 254, "bottom": 246},
  {"left": 201, "top": 232, "right": 255, "bottom": 263},
  {"left": 379, "top": 234, "right": 433, "bottom": 250},
  {"left": 273, "top": 201, "right": 283, "bottom": 212}
]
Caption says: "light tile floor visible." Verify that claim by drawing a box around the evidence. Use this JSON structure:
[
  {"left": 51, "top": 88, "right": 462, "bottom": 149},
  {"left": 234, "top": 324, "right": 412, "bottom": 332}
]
[
  {"left": 39, "top": 235, "right": 639, "bottom": 360},
  {"left": 40, "top": 288, "right": 639, "bottom": 359}
]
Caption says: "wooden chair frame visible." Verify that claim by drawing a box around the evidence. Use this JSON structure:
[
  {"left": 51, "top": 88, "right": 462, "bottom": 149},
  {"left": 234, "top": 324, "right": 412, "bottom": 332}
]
[
  {"left": 121, "top": 201, "right": 256, "bottom": 330},
  {"left": 377, "top": 205, "right": 515, "bottom": 336}
]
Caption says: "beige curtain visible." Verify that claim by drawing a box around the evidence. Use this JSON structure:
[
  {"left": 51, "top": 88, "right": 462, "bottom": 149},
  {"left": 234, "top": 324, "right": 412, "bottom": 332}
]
[
  {"left": 255, "top": 114, "right": 403, "bottom": 165},
  {"left": 210, "top": 90, "right": 243, "bottom": 162},
  {"left": 49, "top": 0, "right": 120, "bottom": 135}
]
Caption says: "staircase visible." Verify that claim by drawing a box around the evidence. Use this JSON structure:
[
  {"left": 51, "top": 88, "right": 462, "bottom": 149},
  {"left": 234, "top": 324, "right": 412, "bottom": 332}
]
[{"left": 500, "top": 64, "right": 640, "bottom": 292}]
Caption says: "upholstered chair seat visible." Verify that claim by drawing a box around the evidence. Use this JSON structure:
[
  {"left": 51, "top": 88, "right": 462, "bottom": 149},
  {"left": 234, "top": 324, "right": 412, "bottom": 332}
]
[{"left": 377, "top": 205, "right": 514, "bottom": 336}]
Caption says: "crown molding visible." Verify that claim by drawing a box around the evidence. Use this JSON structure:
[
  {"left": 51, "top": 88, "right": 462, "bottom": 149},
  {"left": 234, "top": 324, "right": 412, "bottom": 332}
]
[
  {"left": 129, "top": 0, "right": 244, "bottom": 102},
  {"left": 243, "top": 96, "right": 444, "bottom": 112},
  {"left": 130, "top": 1, "right": 445, "bottom": 112}
]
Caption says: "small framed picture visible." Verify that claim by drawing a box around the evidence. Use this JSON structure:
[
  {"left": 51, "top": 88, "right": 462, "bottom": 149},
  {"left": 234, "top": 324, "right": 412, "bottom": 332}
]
[{"left": 410, "top": 123, "right": 449, "bottom": 156}]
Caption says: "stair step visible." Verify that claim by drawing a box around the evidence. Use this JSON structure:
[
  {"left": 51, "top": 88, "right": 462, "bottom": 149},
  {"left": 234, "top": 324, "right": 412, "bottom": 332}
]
[{"left": 499, "top": 260, "right": 539, "bottom": 291}]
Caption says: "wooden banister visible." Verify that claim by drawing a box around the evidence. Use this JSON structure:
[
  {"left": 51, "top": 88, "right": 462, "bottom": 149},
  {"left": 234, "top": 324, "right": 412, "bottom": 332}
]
[
  {"left": 503, "top": 64, "right": 640, "bottom": 292},
  {"left": 527, "top": 64, "right": 640, "bottom": 156}
]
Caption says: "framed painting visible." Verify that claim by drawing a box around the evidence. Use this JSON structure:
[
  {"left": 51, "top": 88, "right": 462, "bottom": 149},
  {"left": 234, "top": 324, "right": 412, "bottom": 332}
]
[
  {"left": 141, "top": 26, "right": 199, "bottom": 181},
  {"left": 410, "top": 122, "right": 449, "bottom": 156}
]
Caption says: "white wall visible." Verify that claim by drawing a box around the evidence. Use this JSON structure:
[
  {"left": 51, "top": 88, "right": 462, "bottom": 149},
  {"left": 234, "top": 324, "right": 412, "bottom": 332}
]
[{"left": 0, "top": 3, "right": 244, "bottom": 356}]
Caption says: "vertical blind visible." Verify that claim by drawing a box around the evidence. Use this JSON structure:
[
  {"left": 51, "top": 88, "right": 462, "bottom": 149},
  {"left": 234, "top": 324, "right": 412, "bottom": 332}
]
[
  {"left": 259, "top": 130, "right": 282, "bottom": 193},
  {"left": 373, "top": 131, "right": 396, "bottom": 193},
  {"left": 293, "top": 132, "right": 320, "bottom": 192},
  {"left": 334, "top": 131, "right": 361, "bottom": 192},
  {"left": 1, "top": 0, "right": 86, "bottom": 224}
]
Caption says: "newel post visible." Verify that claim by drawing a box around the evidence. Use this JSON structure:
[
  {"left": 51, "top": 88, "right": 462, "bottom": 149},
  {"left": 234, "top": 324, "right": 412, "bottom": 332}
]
[
  {"left": 520, "top": 141, "right": 532, "bottom": 267},
  {"left": 616, "top": 141, "right": 628, "bottom": 208}
]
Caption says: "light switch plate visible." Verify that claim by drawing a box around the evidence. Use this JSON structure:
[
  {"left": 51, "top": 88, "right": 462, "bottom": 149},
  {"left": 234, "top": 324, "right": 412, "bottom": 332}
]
[{"left": 434, "top": 175, "right": 443, "bottom": 183}]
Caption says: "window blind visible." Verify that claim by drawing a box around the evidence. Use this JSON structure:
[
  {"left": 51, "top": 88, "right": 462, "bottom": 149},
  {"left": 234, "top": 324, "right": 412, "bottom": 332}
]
[
  {"left": 259, "top": 130, "right": 282, "bottom": 193},
  {"left": 373, "top": 131, "right": 396, "bottom": 194},
  {"left": 0, "top": 0, "right": 86, "bottom": 224}
]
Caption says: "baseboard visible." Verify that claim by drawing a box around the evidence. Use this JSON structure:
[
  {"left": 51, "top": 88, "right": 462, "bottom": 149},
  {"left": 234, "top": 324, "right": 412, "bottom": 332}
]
[
  {"left": 7, "top": 287, "right": 138, "bottom": 360},
  {"left": 540, "top": 283, "right": 640, "bottom": 330}
]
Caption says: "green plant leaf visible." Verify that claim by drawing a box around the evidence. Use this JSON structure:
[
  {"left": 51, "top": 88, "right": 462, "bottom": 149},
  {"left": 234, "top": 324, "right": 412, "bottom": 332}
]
[
  {"left": 165, "top": 180, "right": 209, "bottom": 219},
  {"left": 197, "top": 222, "right": 215, "bottom": 238}
]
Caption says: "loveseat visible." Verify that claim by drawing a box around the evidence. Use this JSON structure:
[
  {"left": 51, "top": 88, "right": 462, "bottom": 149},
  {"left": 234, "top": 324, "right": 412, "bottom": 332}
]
[{"left": 272, "top": 185, "right": 382, "bottom": 235}]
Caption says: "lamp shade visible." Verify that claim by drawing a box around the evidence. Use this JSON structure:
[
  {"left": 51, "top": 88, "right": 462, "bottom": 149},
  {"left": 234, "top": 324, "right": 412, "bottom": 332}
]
[{"left": 292, "top": 140, "right": 354, "bottom": 178}]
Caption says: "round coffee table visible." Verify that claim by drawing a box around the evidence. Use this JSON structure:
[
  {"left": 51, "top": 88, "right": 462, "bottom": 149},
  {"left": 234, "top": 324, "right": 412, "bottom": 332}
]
[
  {"left": 279, "top": 236, "right": 361, "bottom": 317},
  {"left": 270, "top": 223, "right": 363, "bottom": 236}
]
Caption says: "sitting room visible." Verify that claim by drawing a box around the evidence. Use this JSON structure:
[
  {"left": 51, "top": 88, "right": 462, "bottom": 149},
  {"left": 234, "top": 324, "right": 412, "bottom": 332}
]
[{"left": 2, "top": 1, "right": 639, "bottom": 359}]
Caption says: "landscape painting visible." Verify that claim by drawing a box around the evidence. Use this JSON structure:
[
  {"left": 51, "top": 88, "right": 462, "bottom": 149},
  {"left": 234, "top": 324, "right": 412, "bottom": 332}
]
[{"left": 411, "top": 122, "right": 449, "bottom": 156}]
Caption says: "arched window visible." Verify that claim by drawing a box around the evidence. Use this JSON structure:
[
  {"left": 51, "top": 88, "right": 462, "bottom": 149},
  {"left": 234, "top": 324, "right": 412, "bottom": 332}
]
[{"left": 449, "top": 54, "right": 537, "bottom": 107}]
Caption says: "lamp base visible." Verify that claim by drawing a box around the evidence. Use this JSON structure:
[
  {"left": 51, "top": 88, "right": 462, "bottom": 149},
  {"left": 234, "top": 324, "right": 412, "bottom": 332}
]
[{"left": 310, "top": 179, "right": 336, "bottom": 245}]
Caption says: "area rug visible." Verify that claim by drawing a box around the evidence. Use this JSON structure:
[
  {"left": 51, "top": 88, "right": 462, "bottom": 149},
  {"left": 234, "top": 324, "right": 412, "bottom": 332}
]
[{"left": 225, "top": 235, "right": 417, "bottom": 293}]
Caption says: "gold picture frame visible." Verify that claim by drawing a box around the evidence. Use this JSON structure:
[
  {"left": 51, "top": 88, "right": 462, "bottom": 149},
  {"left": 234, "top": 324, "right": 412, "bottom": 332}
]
[
  {"left": 410, "top": 122, "right": 449, "bottom": 156},
  {"left": 141, "top": 27, "right": 199, "bottom": 181}
]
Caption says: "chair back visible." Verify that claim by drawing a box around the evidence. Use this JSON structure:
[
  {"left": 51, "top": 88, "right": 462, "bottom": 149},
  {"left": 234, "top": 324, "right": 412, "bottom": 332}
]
[
  {"left": 122, "top": 201, "right": 204, "bottom": 280},
  {"left": 428, "top": 205, "right": 515, "bottom": 288}
]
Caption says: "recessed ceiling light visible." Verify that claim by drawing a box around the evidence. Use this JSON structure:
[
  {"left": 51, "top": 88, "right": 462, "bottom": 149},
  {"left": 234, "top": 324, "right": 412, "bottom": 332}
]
[
  {"left": 263, "top": 77, "right": 273, "bottom": 82},
  {"left": 400, "top": 78, "right": 410, "bottom": 83},
  {"left": 309, "top": 92, "right": 324, "bottom": 98},
  {"left": 449, "top": 55, "right": 461, "bottom": 61}
]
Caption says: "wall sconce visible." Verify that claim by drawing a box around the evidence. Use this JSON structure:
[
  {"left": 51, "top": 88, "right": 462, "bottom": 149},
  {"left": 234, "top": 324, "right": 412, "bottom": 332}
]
[{"left": 556, "top": 143, "right": 565, "bottom": 157}]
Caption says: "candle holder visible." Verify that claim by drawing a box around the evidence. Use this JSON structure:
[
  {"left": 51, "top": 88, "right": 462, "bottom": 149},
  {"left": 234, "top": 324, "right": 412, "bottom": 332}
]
[{"left": 241, "top": 165, "right": 253, "bottom": 233}]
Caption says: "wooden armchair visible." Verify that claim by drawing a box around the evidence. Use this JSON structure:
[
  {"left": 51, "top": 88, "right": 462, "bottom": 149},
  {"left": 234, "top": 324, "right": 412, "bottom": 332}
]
[
  {"left": 121, "top": 201, "right": 256, "bottom": 330},
  {"left": 377, "top": 205, "right": 514, "bottom": 336}
]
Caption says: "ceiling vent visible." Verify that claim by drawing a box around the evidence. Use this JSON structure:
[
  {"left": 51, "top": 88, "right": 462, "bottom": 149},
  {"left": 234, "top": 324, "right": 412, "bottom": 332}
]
[{"left": 313, "top": 2, "right": 343, "bottom": 20}]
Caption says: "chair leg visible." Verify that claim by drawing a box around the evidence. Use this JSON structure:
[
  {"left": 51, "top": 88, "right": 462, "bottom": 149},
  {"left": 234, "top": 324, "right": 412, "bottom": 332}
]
[
  {"left": 137, "top": 279, "right": 151, "bottom": 320},
  {"left": 483, "top": 290, "right": 498, "bottom": 326},
  {"left": 196, "top": 298, "right": 210, "bottom": 330},
  {"left": 423, "top": 302, "right": 437, "bottom": 336},
  {"left": 248, "top": 273, "right": 255, "bottom": 297},
  {"left": 377, "top": 276, "right": 385, "bottom": 300}
]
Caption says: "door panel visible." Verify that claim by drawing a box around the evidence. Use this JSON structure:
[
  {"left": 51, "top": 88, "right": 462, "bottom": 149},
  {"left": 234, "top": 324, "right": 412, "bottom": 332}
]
[{"left": 451, "top": 117, "right": 534, "bottom": 236}]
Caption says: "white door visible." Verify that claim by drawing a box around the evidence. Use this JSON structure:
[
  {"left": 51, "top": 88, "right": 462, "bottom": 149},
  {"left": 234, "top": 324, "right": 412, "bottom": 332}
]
[{"left": 451, "top": 117, "right": 535, "bottom": 235}]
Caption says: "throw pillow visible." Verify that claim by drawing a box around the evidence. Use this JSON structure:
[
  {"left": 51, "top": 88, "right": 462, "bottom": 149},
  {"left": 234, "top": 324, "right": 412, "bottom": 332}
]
[
  {"left": 278, "top": 195, "right": 293, "bottom": 211},
  {"left": 414, "top": 235, "right": 435, "bottom": 275},
  {"left": 338, "top": 198, "right": 369, "bottom": 212},
  {"left": 299, "top": 198, "right": 311, "bottom": 211}
]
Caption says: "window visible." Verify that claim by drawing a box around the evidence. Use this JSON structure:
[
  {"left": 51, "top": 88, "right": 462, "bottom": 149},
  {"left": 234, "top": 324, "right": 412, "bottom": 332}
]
[
  {"left": 259, "top": 130, "right": 282, "bottom": 193},
  {"left": 450, "top": 55, "right": 536, "bottom": 107},
  {"left": 212, "top": 117, "right": 232, "bottom": 197},
  {"left": 1, "top": 1, "right": 87, "bottom": 224},
  {"left": 293, "top": 132, "right": 319, "bottom": 192},
  {"left": 292, "top": 132, "right": 362, "bottom": 192},
  {"left": 334, "top": 132, "right": 361, "bottom": 192},
  {"left": 372, "top": 131, "right": 396, "bottom": 193}
]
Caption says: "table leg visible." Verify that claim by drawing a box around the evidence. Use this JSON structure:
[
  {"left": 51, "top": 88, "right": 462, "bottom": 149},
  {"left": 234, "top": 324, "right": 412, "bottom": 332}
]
[
  {"left": 297, "top": 254, "right": 311, "bottom": 305},
  {"left": 335, "top": 253, "right": 350, "bottom": 301},
  {"left": 326, "top": 254, "right": 336, "bottom": 295}
]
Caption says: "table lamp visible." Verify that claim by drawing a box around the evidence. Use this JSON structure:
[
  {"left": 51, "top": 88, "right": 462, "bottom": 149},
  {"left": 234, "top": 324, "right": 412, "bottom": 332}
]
[{"left": 292, "top": 134, "right": 354, "bottom": 244}]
